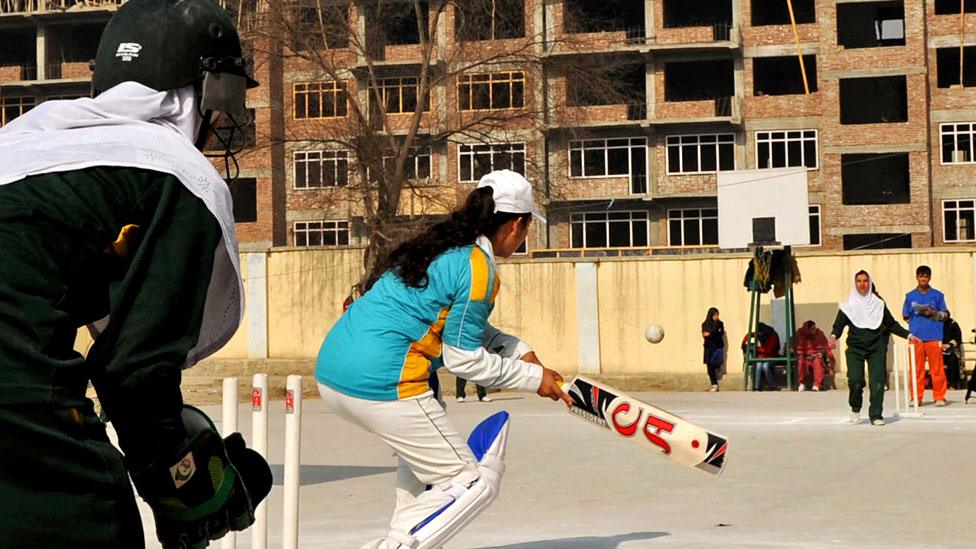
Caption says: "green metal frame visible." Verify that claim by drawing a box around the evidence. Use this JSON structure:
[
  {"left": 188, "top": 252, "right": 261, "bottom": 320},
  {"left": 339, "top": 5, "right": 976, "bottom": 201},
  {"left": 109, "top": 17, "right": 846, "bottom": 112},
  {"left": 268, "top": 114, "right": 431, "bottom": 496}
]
[{"left": 742, "top": 246, "right": 797, "bottom": 391}]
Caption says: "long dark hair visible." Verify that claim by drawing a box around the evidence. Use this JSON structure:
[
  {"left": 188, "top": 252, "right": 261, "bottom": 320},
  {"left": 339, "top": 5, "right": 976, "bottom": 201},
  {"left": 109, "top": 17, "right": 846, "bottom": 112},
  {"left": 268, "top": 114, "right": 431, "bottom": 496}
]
[{"left": 365, "top": 187, "right": 530, "bottom": 290}]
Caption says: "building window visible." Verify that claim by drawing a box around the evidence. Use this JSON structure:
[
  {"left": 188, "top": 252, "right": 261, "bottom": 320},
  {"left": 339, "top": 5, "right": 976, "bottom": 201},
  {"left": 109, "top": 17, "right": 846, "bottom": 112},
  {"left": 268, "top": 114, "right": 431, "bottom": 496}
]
[
  {"left": 294, "top": 150, "right": 349, "bottom": 188},
  {"left": 458, "top": 142, "right": 525, "bottom": 182},
  {"left": 294, "top": 220, "right": 350, "bottom": 246},
  {"left": 455, "top": 0, "right": 525, "bottom": 41},
  {"left": 1, "top": 96, "right": 35, "bottom": 126},
  {"left": 382, "top": 146, "right": 432, "bottom": 179},
  {"left": 940, "top": 123, "right": 976, "bottom": 164},
  {"left": 294, "top": 81, "right": 348, "bottom": 119},
  {"left": 205, "top": 108, "right": 256, "bottom": 152},
  {"left": 808, "top": 204, "right": 821, "bottom": 246},
  {"left": 571, "top": 211, "right": 649, "bottom": 248},
  {"left": 841, "top": 152, "right": 910, "bottom": 204},
  {"left": 458, "top": 71, "right": 524, "bottom": 110},
  {"left": 842, "top": 233, "right": 911, "bottom": 250},
  {"left": 756, "top": 130, "right": 818, "bottom": 169},
  {"left": 514, "top": 239, "right": 528, "bottom": 255},
  {"left": 751, "top": 0, "right": 815, "bottom": 25},
  {"left": 944, "top": 200, "right": 976, "bottom": 242},
  {"left": 668, "top": 208, "right": 718, "bottom": 246},
  {"left": 935, "top": 0, "right": 976, "bottom": 15},
  {"left": 839, "top": 75, "right": 907, "bottom": 124},
  {"left": 753, "top": 55, "right": 818, "bottom": 95},
  {"left": 227, "top": 178, "right": 257, "bottom": 223},
  {"left": 373, "top": 77, "right": 429, "bottom": 114},
  {"left": 666, "top": 134, "right": 735, "bottom": 174},
  {"left": 936, "top": 47, "right": 976, "bottom": 88}
]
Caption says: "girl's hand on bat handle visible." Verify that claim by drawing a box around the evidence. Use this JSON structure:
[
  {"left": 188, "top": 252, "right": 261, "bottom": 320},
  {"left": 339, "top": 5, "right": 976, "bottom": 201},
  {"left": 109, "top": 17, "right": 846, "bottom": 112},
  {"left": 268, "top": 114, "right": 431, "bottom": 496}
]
[{"left": 538, "top": 367, "right": 573, "bottom": 407}]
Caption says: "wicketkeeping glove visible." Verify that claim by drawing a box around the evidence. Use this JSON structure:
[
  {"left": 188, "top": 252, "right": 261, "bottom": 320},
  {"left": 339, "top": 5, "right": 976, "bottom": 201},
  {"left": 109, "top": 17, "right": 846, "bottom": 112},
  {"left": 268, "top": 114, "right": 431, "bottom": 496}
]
[{"left": 129, "top": 405, "right": 272, "bottom": 549}]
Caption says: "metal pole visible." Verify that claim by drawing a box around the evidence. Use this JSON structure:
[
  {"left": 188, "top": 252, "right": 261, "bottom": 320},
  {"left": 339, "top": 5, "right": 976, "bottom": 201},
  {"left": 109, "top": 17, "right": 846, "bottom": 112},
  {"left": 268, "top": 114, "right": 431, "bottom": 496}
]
[
  {"left": 283, "top": 375, "right": 303, "bottom": 549},
  {"left": 785, "top": 0, "right": 811, "bottom": 94},
  {"left": 909, "top": 344, "right": 920, "bottom": 414},
  {"left": 221, "top": 378, "right": 238, "bottom": 549},
  {"left": 251, "top": 374, "right": 269, "bottom": 549},
  {"left": 893, "top": 341, "right": 902, "bottom": 415}
]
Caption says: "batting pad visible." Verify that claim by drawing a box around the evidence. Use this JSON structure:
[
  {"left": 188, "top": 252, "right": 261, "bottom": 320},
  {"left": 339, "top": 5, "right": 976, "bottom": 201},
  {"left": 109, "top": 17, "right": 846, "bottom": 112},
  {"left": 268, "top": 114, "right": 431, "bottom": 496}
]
[{"left": 408, "top": 411, "right": 510, "bottom": 549}]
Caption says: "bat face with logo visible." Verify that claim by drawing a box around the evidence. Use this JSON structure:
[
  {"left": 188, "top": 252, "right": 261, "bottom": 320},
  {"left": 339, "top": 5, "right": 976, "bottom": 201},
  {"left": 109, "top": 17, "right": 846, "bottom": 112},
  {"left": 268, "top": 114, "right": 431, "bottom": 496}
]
[{"left": 563, "top": 376, "right": 729, "bottom": 475}]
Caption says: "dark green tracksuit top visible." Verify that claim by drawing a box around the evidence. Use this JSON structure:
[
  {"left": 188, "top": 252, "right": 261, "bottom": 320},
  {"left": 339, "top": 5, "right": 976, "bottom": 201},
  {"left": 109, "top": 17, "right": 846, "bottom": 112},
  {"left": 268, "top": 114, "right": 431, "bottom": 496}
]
[
  {"left": 0, "top": 166, "right": 221, "bottom": 466},
  {"left": 830, "top": 307, "right": 910, "bottom": 351}
]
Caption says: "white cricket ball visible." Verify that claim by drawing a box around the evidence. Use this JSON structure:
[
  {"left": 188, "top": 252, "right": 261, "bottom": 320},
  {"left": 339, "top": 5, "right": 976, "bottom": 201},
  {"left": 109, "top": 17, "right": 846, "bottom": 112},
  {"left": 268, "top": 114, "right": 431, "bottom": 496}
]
[{"left": 645, "top": 323, "right": 665, "bottom": 344}]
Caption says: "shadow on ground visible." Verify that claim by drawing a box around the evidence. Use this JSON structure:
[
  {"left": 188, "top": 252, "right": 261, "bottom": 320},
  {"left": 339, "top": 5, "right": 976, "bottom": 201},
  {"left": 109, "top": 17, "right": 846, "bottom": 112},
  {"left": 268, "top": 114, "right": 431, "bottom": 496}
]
[
  {"left": 477, "top": 531, "right": 669, "bottom": 548},
  {"left": 270, "top": 464, "right": 396, "bottom": 486}
]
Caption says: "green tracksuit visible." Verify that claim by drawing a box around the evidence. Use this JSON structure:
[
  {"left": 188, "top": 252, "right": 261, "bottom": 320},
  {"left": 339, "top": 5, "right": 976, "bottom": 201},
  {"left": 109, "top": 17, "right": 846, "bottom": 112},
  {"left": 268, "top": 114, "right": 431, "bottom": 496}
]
[
  {"left": 0, "top": 167, "right": 221, "bottom": 548},
  {"left": 831, "top": 307, "right": 910, "bottom": 421}
]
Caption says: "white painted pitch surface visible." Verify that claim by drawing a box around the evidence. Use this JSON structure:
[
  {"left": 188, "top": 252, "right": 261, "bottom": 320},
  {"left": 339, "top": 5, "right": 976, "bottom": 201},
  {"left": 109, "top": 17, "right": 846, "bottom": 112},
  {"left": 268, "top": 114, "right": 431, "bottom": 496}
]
[
  {"left": 124, "top": 389, "right": 975, "bottom": 547},
  {"left": 717, "top": 168, "right": 810, "bottom": 249}
]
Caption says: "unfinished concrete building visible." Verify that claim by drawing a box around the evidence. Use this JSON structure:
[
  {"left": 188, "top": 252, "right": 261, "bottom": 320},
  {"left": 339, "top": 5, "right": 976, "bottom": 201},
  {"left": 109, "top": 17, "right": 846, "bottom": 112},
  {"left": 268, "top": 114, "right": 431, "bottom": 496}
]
[{"left": 3, "top": 1, "right": 976, "bottom": 252}]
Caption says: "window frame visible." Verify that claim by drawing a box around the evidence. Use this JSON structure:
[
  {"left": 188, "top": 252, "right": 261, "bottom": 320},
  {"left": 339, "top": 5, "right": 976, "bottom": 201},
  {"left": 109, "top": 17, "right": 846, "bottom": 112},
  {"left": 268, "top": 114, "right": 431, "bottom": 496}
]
[
  {"left": 569, "top": 210, "right": 650, "bottom": 249},
  {"left": 372, "top": 76, "right": 430, "bottom": 115},
  {"left": 380, "top": 145, "right": 433, "bottom": 180},
  {"left": 755, "top": 129, "right": 819, "bottom": 170},
  {"left": 940, "top": 123, "right": 976, "bottom": 165},
  {"left": 293, "top": 220, "right": 351, "bottom": 247},
  {"left": 0, "top": 95, "right": 35, "bottom": 126},
  {"left": 457, "top": 142, "right": 527, "bottom": 182},
  {"left": 567, "top": 137, "right": 648, "bottom": 179},
  {"left": 293, "top": 81, "right": 348, "bottom": 120},
  {"left": 665, "top": 133, "right": 736, "bottom": 175},
  {"left": 807, "top": 204, "right": 822, "bottom": 247},
  {"left": 667, "top": 207, "right": 719, "bottom": 247},
  {"left": 293, "top": 149, "right": 350, "bottom": 189},
  {"left": 943, "top": 199, "right": 976, "bottom": 243},
  {"left": 458, "top": 71, "right": 525, "bottom": 111}
]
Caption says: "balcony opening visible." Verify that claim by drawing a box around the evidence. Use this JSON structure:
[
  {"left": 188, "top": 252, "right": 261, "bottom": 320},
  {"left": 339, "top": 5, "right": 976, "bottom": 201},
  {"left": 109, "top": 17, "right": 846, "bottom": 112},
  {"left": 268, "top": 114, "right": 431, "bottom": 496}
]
[
  {"left": 839, "top": 75, "right": 907, "bottom": 124},
  {"left": 664, "top": 59, "right": 734, "bottom": 102},
  {"left": 567, "top": 61, "right": 644, "bottom": 110},
  {"left": 843, "top": 233, "right": 911, "bottom": 250},
  {"left": 841, "top": 152, "right": 910, "bottom": 205},
  {"left": 936, "top": 47, "right": 976, "bottom": 88},
  {"left": 753, "top": 55, "right": 817, "bottom": 95},
  {"left": 290, "top": 2, "right": 350, "bottom": 51},
  {"left": 663, "top": 0, "right": 733, "bottom": 40},
  {"left": 455, "top": 0, "right": 525, "bottom": 41},
  {"left": 564, "top": 0, "right": 644, "bottom": 38},
  {"left": 751, "top": 0, "right": 815, "bottom": 26},
  {"left": 935, "top": 0, "right": 976, "bottom": 15},
  {"left": 366, "top": 1, "right": 428, "bottom": 58},
  {"left": 366, "top": 1, "right": 428, "bottom": 54},
  {"left": 0, "top": 30, "right": 36, "bottom": 80},
  {"left": 837, "top": 2, "right": 905, "bottom": 49}
]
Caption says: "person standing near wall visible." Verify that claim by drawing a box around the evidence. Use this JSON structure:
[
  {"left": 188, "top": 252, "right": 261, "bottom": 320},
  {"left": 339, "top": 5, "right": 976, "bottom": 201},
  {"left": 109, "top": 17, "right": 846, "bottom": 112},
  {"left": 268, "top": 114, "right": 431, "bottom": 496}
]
[
  {"left": 702, "top": 307, "right": 725, "bottom": 392},
  {"left": 830, "top": 270, "right": 918, "bottom": 426},
  {"left": 902, "top": 265, "right": 950, "bottom": 406}
]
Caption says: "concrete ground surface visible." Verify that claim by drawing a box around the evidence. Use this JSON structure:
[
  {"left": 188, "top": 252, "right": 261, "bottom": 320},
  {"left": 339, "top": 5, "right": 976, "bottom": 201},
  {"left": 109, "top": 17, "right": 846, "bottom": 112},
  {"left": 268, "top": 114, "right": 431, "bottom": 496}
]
[{"left": 124, "top": 388, "right": 976, "bottom": 548}]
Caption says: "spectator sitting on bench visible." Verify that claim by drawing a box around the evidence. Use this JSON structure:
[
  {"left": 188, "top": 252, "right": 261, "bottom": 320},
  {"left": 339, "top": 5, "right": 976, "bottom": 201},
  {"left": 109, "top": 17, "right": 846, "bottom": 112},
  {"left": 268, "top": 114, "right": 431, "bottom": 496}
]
[
  {"left": 743, "top": 322, "right": 781, "bottom": 391},
  {"left": 794, "top": 320, "right": 829, "bottom": 392}
]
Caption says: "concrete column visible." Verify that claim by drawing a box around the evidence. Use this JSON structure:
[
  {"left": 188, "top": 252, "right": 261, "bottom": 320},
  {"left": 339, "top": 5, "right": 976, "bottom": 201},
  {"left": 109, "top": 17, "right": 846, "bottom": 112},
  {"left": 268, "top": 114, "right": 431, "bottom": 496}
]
[
  {"left": 246, "top": 252, "right": 269, "bottom": 358},
  {"left": 575, "top": 262, "right": 601, "bottom": 374},
  {"left": 36, "top": 23, "right": 46, "bottom": 81},
  {"left": 644, "top": 0, "right": 655, "bottom": 41}
]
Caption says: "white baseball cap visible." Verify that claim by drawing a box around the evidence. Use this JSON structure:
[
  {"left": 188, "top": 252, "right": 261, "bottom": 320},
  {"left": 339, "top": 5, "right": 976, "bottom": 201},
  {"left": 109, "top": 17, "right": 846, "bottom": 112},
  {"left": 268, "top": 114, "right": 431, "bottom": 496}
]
[{"left": 476, "top": 169, "right": 546, "bottom": 223}]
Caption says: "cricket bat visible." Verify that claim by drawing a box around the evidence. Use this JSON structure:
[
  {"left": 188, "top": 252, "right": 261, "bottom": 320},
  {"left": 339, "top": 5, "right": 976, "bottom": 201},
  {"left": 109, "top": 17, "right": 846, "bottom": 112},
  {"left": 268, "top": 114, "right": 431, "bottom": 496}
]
[{"left": 562, "top": 376, "right": 729, "bottom": 475}]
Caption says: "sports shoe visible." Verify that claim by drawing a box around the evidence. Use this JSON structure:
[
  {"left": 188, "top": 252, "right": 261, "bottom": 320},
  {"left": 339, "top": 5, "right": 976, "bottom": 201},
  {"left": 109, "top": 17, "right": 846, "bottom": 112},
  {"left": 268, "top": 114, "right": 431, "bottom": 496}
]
[
  {"left": 798, "top": 384, "right": 806, "bottom": 392},
  {"left": 872, "top": 418, "right": 885, "bottom": 426},
  {"left": 850, "top": 412, "right": 861, "bottom": 424},
  {"left": 935, "top": 399, "right": 947, "bottom": 407},
  {"left": 456, "top": 396, "right": 466, "bottom": 402},
  {"left": 479, "top": 396, "right": 492, "bottom": 403},
  {"left": 812, "top": 386, "right": 821, "bottom": 392},
  {"left": 709, "top": 385, "right": 719, "bottom": 392}
]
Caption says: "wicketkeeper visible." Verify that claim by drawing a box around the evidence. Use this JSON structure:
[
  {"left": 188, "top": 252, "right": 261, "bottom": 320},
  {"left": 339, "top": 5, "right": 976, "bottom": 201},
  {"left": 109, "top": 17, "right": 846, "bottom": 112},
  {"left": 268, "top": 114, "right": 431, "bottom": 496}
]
[{"left": 0, "top": 0, "right": 271, "bottom": 546}]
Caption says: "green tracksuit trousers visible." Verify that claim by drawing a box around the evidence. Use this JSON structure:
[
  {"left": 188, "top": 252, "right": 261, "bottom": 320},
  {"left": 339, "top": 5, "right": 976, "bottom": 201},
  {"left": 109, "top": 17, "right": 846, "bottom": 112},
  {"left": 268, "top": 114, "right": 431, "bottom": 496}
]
[{"left": 846, "top": 344, "right": 888, "bottom": 421}]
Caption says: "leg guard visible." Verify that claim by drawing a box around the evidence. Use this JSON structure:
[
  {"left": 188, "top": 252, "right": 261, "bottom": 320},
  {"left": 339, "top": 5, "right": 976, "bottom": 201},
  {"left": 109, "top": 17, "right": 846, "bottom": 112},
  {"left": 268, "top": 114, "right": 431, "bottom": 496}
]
[{"left": 395, "top": 411, "right": 510, "bottom": 549}]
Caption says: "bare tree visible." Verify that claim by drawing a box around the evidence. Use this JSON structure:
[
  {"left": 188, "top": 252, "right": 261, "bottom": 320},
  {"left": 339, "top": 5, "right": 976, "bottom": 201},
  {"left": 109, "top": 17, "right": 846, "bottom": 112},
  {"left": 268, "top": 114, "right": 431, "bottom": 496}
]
[{"left": 238, "top": 0, "right": 633, "bottom": 286}]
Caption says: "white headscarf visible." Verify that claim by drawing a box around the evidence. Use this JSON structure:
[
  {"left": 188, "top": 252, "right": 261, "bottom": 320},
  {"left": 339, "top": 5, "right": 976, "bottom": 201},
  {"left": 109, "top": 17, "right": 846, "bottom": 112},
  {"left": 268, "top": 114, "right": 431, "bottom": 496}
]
[
  {"left": 0, "top": 82, "right": 242, "bottom": 368},
  {"left": 839, "top": 270, "right": 885, "bottom": 329}
]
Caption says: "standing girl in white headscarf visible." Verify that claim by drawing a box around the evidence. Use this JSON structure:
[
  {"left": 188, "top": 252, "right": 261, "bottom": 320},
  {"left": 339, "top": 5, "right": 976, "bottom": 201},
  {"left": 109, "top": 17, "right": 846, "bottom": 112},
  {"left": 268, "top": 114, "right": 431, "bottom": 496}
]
[{"left": 829, "top": 270, "right": 918, "bottom": 426}]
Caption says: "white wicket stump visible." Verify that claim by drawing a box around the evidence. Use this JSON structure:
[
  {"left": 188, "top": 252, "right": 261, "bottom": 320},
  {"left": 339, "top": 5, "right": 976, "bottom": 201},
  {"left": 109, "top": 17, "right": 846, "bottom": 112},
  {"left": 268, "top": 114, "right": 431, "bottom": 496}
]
[
  {"left": 220, "top": 374, "right": 303, "bottom": 549},
  {"left": 893, "top": 342, "right": 923, "bottom": 418}
]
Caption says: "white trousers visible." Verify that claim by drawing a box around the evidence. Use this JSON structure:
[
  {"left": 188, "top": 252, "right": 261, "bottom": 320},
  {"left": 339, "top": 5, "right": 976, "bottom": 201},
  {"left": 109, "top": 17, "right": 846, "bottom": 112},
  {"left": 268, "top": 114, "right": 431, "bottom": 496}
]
[{"left": 317, "top": 383, "right": 480, "bottom": 548}]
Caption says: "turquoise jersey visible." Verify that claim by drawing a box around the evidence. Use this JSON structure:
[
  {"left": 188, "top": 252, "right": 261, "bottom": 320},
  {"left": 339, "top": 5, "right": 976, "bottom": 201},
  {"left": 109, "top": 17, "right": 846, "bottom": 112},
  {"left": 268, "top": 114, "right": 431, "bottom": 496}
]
[{"left": 316, "top": 242, "right": 499, "bottom": 401}]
